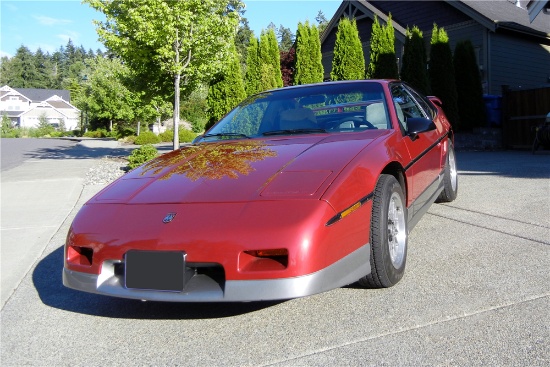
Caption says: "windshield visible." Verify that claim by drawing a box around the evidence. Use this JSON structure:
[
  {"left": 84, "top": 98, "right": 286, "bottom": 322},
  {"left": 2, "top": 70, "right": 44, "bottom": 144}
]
[{"left": 203, "top": 82, "right": 390, "bottom": 141}]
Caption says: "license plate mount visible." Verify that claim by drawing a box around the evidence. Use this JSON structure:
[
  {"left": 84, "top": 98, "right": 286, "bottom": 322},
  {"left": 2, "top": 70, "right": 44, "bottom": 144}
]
[{"left": 125, "top": 250, "right": 186, "bottom": 292}]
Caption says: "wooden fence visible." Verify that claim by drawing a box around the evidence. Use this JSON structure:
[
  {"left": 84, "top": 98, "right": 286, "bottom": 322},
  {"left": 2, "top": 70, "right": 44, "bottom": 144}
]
[{"left": 501, "top": 86, "right": 550, "bottom": 149}]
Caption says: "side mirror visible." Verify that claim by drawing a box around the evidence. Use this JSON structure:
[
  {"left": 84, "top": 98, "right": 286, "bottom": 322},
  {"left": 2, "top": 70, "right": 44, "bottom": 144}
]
[{"left": 407, "top": 117, "right": 436, "bottom": 141}]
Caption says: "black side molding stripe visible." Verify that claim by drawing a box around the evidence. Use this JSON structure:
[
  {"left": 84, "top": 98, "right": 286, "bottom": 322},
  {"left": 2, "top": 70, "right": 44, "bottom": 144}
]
[
  {"left": 404, "top": 131, "right": 448, "bottom": 172},
  {"left": 326, "top": 192, "right": 374, "bottom": 226}
]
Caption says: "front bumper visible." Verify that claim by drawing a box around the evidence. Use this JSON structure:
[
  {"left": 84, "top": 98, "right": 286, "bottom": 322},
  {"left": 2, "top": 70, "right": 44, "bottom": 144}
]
[{"left": 63, "top": 244, "right": 370, "bottom": 302}]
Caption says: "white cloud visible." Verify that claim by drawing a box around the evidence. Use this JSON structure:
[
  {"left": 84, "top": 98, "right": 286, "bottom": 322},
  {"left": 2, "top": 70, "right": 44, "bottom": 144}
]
[
  {"left": 57, "top": 31, "right": 80, "bottom": 45},
  {"left": 1, "top": 50, "right": 14, "bottom": 58},
  {"left": 33, "top": 15, "right": 72, "bottom": 26}
]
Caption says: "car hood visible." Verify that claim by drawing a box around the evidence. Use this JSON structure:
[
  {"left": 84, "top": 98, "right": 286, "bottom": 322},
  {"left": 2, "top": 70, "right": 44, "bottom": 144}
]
[{"left": 91, "top": 133, "right": 384, "bottom": 205}]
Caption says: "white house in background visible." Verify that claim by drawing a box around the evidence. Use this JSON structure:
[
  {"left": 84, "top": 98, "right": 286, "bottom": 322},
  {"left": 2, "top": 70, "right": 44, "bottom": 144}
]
[{"left": 0, "top": 85, "right": 80, "bottom": 131}]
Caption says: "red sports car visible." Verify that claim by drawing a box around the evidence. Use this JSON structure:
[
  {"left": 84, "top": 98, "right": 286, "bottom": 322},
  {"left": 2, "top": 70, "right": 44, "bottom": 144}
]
[{"left": 63, "top": 80, "right": 457, "bottom": 302}]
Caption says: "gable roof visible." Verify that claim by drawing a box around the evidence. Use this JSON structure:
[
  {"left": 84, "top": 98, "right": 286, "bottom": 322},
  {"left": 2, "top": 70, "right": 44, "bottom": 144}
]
[
  {"left": 527, "top": 0, "right": 550, "bottom": 22},
  {"left": 450, "top": 0, "right": 550, "bottom": 37},
  {"left": 0, "top": 86, "right": 31, "bottom": 102},
  {"left": 323, "top": 1, "right": 550, "bottom": 41},
  {"left": 13, "top": 88, "right": 71, "bottom": 103}
]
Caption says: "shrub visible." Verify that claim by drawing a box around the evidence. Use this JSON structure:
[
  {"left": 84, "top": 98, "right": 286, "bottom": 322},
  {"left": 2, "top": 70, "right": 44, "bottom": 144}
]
[
  {"left": 113, "top": 126, "right": 136, "bottom": 139},
  {"left": 121, "top": 135, "right": 137, "bottom": 144},
  {"left": 179, "top": 129, "right": 197, "bottom": 143},
  {"left": 128, "top": 144, "right": 158, "bottom": 169},
  {"left": 159, "top": 129, "right": 196, "bottom": 143},
  {"left": 134, "top": 131, "right": 161, "bottom": 145},
  {"left": 159, "top": 130, "right": 174, "bottom": 142},
  {"left": 83, "top": 129, "right": 109, "bottom": 138}
]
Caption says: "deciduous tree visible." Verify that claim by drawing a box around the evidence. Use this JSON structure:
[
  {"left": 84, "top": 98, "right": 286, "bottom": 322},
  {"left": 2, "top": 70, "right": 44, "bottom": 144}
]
[{"left": 86, "top": 0, "right": 242, "bottom": 149}]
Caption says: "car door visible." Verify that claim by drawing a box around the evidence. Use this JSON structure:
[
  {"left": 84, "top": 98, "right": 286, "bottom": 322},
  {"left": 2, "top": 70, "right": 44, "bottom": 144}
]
[{"left": 390, "top": 83, "right": 443, "bottom": 215}]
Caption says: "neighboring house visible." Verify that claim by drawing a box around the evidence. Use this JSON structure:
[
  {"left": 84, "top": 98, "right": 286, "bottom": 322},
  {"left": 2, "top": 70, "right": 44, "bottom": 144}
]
[
  {"left": 321, "top": 0, "right": 550, "bottom": 95},
  {"left": 0, "top": 85, "right": 80, "bottom": 130}
]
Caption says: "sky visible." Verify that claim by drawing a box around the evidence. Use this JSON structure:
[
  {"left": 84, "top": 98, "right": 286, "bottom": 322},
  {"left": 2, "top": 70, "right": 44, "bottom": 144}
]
[{"left": 0, "top": 0, "right": 342, "bottom": 58}]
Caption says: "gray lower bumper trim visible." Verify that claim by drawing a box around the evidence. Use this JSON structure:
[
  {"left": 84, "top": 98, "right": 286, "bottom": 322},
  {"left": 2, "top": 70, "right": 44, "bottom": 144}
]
[{"left": 63, "top": 244, "right": 371, "bottom": 302}]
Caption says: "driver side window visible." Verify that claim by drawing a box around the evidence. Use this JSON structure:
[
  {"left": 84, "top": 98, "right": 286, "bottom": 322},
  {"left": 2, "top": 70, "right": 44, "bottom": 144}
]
[{"left": 390, "top": 84, "right": 427, "bottom": 133}]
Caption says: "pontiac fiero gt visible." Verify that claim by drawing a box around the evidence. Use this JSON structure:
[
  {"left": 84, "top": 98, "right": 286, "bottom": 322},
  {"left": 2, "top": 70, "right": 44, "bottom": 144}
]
[{"left": 63, "top": 80, "right": 457, "bottom": 302}]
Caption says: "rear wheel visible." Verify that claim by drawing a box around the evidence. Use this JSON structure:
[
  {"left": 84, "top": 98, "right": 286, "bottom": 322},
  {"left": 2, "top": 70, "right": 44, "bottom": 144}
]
[
  {"left": 436, "top": 140, "right": 458, "bottom": 203},
  {"left": 358, "top": 175, "right": 407, "bottom": 288}
]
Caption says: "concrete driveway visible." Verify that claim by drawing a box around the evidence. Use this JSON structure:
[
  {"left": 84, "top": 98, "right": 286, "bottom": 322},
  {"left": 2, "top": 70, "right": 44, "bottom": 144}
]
[{"left": 1, "top": 140, "right": 549, "bottom": 366}]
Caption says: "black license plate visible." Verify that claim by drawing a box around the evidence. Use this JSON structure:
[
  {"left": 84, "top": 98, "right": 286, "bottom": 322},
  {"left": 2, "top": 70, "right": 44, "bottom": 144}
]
[{"left": 125, "top": 251, "right": 186, "bottom": 292}]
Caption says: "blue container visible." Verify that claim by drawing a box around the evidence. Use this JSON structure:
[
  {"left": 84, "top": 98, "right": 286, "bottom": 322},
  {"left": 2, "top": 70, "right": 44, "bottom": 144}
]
[{"left": 483, "top": 95, "right": 502, "bottom": 126}]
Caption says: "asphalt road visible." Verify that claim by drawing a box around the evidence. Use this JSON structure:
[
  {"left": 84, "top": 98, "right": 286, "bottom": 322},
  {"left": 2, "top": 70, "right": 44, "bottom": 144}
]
[
  {"left": 1, "top": 139, "right": 549, "bottom": 366},
  {"left": 1, "top": 138, "right": 78, "bottom": 171}
]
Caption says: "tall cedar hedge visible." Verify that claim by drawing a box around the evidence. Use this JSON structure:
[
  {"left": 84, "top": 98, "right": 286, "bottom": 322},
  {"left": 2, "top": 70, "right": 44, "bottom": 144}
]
[
  {"left": 294, "top": 21, "right": 324, "bottom": 85},
  {"left": 366, "top": 15, "right": 398, "bottom": 79},
  {"left": 454, "top": 40, "right": 486, "bottom": 130},
  {"left": 331, "top": 18, "right": 365, "bottom": 81},
  {"left": 206, "top": 43, "right": 246, "bottom": 130},
  {"left": 245, "top": 35, "right": 262, "bottom": 96},
  {"left": 260, "top": 29, "right": 283, "bottom": 89},
  {"left": 401, "top": 26, "right": 430, "bottom": 95},
  {"left": 429, "top": 24, "right": 459, "bottom": 129}
]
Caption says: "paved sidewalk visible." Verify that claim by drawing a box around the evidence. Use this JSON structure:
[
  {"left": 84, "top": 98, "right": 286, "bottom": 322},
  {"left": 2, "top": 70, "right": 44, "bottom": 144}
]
[{"left": 1, "top": 139, "right": 168, "bottom": 308}]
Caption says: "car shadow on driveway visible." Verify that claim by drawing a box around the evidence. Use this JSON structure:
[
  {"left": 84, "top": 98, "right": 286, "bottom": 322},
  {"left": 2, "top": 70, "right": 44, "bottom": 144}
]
[{"left": 32, "top": 246, "right": 284, "bottom": 319}]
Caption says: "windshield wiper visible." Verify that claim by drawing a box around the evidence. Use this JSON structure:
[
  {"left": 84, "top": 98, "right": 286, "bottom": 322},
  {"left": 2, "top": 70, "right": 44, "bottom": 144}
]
[
  {"left": 262, "top": 128, "right": 326, "bottom": 136},
  {"left": 201, "top": 132, "right": 251, "bottom": 140}
]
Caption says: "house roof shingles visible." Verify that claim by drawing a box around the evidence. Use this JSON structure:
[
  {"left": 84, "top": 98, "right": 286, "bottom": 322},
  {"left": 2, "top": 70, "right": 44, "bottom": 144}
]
[
  {"left": 456, "top": 0, "right": 550, "bottom": 36},
  {"left": 13, "top": 88, "right": 71, "bottom": 103}
]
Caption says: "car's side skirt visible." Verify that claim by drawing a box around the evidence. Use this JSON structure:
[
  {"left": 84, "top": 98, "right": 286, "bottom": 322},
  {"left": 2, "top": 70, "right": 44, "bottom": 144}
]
[
  {"left": 62, "top": 244, "right": 371, "bottom": 302},
  {"left": 407, "top": 171, "right": 444, "bottom": 231}
]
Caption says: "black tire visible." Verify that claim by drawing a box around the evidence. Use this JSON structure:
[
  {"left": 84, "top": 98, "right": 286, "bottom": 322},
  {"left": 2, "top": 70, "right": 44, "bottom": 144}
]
[
  {"left": 358, "top": 175, "right": 408, "bottom": 288},
  {"left": 436, "top": 141, "right": 458, "bottom": 203}
]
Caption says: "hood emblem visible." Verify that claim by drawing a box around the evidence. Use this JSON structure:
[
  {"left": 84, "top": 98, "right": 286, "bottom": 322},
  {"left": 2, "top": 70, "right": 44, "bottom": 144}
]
[{"left": 163, "top": 213, "right": 177, "bottom": 224}]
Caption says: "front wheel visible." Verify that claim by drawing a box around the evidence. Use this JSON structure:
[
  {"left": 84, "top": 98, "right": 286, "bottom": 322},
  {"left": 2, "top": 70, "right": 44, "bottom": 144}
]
[{"left": 358, "top": 175, "right": 408, "bottom": 288}]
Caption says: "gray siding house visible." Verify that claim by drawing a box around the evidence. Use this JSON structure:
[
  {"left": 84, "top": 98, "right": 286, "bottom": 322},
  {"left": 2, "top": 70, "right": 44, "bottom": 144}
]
[{"left": 321, "top": 0, "right": 550, "bottom": 95}]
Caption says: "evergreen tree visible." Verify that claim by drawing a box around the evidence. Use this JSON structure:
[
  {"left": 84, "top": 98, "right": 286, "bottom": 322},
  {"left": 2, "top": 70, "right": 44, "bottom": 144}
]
[
  {"left": 331, "top": 18, "right": 365, "bottom": 81},
  {"left": 277, "top": 25, "right": 295, "bottom": 52},
  {"left": 294, "top": 21, "right": 324, "bottom": 85},
  {"left": 34, "top": 48, "right": 54, "bottom": 89},
  {"left": 235, "top": 18, "right": 253, "bottom": 69},
  {"left": 401, "top": 26, "right": 429, "bottom": 95},
  {"left": 260, "top": 29, "right": 283, "bottom": 88},
  {"left": 454, "top": 40, "right": 486, "bottom": 130},
  {"left": 8, "top": 46, "right": 39, "bottom": 88},
  {"left": 260, "top": 63, "right": 278, "bottom": 91},
  {"left": 0, "top": 57, "right": 13, "bottom": 86},
  {"left": 366, "top": 15, "right": 398, "bottom": 79},
  {"left": 429, "top": 24, "right": 459, "bottom": 129},
  {"left": 316, "top": 10, "right": 329, "bottom": 36},
  {"left": 206, "top": 43, "right": 246, "bottom": 129},
  {"left": 245, "top": 35, "right": 262, "bottom": 96}
]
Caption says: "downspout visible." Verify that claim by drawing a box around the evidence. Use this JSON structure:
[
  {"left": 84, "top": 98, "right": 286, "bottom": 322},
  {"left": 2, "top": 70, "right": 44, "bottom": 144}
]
[{"left": 486, "top": 28, "right": 492, "bottom": 94}]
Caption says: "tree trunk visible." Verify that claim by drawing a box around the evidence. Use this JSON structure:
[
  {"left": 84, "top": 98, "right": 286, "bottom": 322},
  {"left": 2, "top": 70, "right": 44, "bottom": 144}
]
[{"left": 173, "top": 73, "right": 180, "bottom": 150}]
